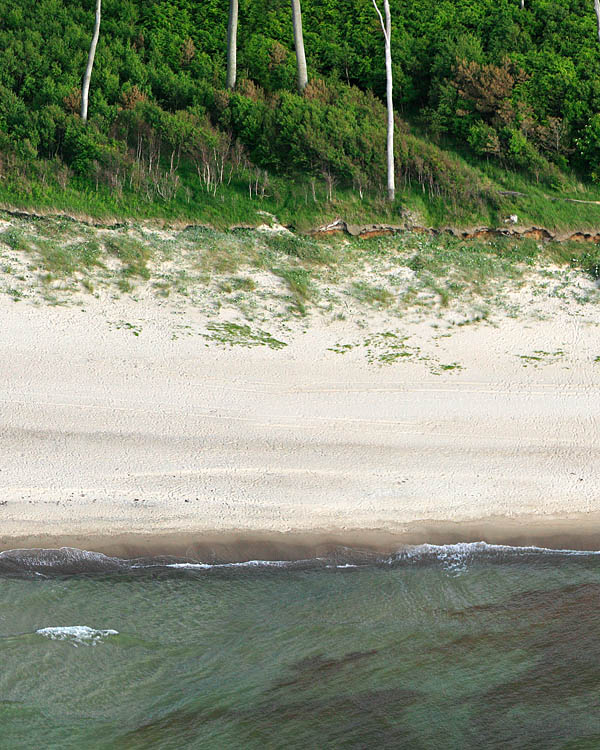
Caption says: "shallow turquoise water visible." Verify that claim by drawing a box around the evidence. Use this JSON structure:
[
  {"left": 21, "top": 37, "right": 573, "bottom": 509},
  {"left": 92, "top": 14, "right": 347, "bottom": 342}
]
[{"left": 1, "top": 543, "right": 599, "bottom": 749}]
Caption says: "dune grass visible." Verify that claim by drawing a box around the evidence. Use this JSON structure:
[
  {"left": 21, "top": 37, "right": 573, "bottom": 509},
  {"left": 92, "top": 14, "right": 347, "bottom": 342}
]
[{"left": 1, "top": 212, "right": 598, "bottom": 323}]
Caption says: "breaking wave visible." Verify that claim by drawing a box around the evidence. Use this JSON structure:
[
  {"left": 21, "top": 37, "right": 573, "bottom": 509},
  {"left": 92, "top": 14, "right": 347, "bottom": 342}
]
[
  {"left": 36, "top": 626, "right": 119, "bottom": 647},
  {"left": 387, "top": 541, "right": 600, "bottom": 575}
]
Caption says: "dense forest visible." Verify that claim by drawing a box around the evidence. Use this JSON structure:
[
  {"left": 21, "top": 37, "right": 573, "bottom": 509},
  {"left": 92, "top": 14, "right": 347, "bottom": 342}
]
[{"left": 1, "top": 0, "right": 600, "bottom": 224}]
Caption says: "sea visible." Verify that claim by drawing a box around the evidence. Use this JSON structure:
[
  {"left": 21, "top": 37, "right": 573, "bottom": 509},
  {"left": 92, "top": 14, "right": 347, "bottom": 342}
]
[{"left": 1, "top": 542, "right": 599, "bottom": 749}]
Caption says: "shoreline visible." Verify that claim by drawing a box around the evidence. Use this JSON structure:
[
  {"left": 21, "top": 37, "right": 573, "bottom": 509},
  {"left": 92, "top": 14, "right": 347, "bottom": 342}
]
[{"left": 3, "top": 513, "right": 600, "bottom": 561}]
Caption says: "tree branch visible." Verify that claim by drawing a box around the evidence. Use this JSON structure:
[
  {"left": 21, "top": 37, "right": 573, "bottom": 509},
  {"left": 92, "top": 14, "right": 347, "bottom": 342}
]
[{"left": 372, "top": 0, "right": 389, "bottom": 44}]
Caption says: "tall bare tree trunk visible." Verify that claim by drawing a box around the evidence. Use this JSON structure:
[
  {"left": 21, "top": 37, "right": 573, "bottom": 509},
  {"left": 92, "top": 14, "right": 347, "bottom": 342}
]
[
  {"left": 226, "top": 0, "right": 239, "bottom": 90},
  {"left": 291, "top": 0, "right": 308, "bottom": 92},
  {"left": 81, "top": 0, "right": 101, "bottom": 123},
  {"left": 520, "top": 0, "right": 524, "bottom": 9},
  {"left": 595, "top": 0, "right": 600, "bottom": 42},
  {"left": 373, "top": 0, "right": 395, "bottom": 201}
]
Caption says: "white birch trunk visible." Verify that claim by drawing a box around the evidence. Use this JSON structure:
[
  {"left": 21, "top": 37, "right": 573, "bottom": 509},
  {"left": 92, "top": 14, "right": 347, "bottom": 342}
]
[
  {"left": 520, "top": 0, "right": 524, "bottom": 9},
  {"left": 226, "top": 0, "right": 239, "bottom": 90},
  {"left": 595, "top": 0, "right": 600, "bottom": 42},
  {"left": 81, "top": 0, "right": 101, "bottom": 123},
  {"left": 373, "top": 0, "right": 395, "bottom": 201},
  {"left": 291, "top": 0, "right": 308, "bottom": 92}
]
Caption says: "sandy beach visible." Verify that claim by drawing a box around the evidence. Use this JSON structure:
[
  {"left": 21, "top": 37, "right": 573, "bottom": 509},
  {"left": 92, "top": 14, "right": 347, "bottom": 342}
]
[{"left": 1, "top": 265, "right": 599, "bottom": 556}]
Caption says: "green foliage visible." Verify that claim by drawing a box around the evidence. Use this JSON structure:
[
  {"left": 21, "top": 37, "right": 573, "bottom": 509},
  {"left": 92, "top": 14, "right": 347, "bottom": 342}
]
[
  {"left": 1, "top": 0, "right": 600, "bottom": 221},
  {"left": 104, "top": 235, "right": 151, "bottom": 277},
  {"left": 275, "top": 266, "right": 314, "bottom": 313},
  {"left": 576, "top": 115, "right": 600, "bottom": 183},
  {"left": 580, "top": 249, "right": 600, "bottom": 280},
  {"left": 1, "top": 228, "right": 30, "bottom": 251},
  {"left": 550, "top": 243, "right": 600, "bottom": 280},
  {"left": 34, "top": 238, "right": 102, "bottom": 275},
  {"left": 203, "top": 322, "right": 287, "bottom": 349},
  {"left": 261, "top": 232, "right": 334, "bottom": 265},
  {"left": 351, "top": 281, "right": 394, "bottom": 307}
]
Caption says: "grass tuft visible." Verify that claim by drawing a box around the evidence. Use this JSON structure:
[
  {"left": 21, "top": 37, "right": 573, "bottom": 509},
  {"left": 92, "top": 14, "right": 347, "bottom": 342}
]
[
  {"left": 203, "top": 323, "right": 287, "bottom": 349},
  {"left": 351, "top": 281, "right": 394, "bottom": 307},
  {"left": 275, "top": 267, "right": 315, "bottom": 314},
  {"left": 104, "top": 236, "right": 152, "bottom": 278}
]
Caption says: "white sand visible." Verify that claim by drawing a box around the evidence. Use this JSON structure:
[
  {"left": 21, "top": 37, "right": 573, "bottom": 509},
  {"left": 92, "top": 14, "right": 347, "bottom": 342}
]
[{"left": 1, "top": 277, "right": 599, "bottom": 551}]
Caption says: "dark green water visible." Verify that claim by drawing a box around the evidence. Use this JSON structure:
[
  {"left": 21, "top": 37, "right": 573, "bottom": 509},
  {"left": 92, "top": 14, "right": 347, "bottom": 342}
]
[{"left": 1, "top": 543, "right": 600, "bottom": 749}]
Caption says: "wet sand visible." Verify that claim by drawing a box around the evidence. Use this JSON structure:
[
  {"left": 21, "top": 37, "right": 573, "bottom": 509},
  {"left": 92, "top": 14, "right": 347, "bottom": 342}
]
[{"left": 4, "top": 513, "right": 600, "bottom": 562}]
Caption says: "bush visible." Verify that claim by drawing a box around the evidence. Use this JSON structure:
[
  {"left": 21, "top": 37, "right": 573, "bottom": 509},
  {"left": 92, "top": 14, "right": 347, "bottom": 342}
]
[{"left": 576, "top": 114, "right": 600, "bottom": 182}]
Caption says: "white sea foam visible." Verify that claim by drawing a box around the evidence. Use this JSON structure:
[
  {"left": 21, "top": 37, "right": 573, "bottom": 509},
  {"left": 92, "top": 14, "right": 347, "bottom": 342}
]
[
  {"left": 219, "top": 559, "right": 296, "bottom": 568},
  {"left": 398, "top": 541, "right": 600, "bottom": 558},
  {"left": 130, "top": 559, "right": 300, "bottom": 570},
  {"left": 36, "top": 625, "right": 119, "bottom": 647},
  {"left": 389, "top": 541, "right": 600, "bottom": 576},
  {"left": 163, "top": 559, "right": 299, "bottom": 569}
]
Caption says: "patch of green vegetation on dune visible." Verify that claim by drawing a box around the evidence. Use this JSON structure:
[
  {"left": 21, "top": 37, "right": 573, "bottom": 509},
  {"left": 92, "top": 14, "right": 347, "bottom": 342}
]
[
  {"left": 274, "top": 267, "right": 315, "bottom": 315},
  {"left": 517, "top": 350, "right": 566, "bottom": 367},
  {"left": 350, "top": 282, "right": 394, "bottom": 308},
  {"left": 203, "top": 322, "right": 287, "bottom": 350},
  {"left": 328, "top": 330, "right": 465, "bottom": 373},
  {"left": 1, "top": 228, "right": 30, "bottom": 252},
  {"left": 110, "top": 320, "right": 143, "bottom": 336},
  {"left": 104, "top": 236, "right": 152, "bottom": 279},
  {"left": 33, "top": 238, "right": 102, "bottom": 276}
]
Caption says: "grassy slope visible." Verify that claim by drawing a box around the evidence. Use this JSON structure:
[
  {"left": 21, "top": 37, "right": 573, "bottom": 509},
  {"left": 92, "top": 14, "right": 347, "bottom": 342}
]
[{"left": 4, "top": 142, "right": 600, "bottom": 232}]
